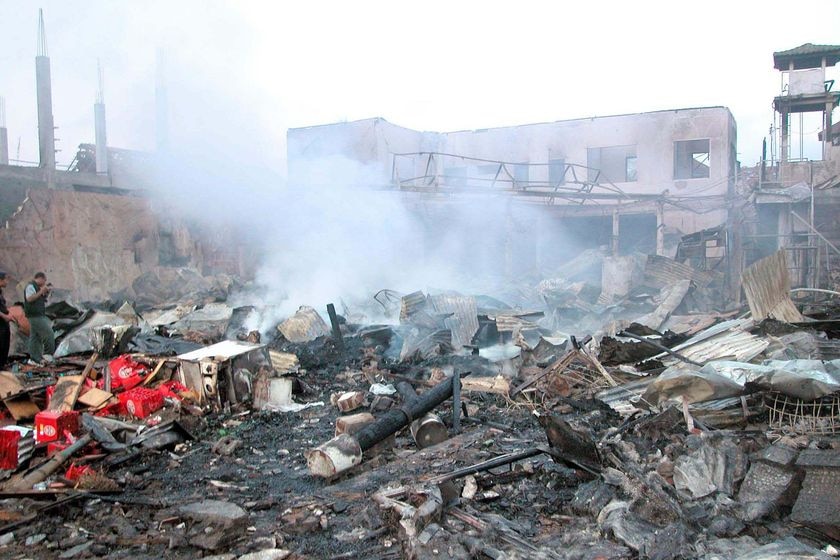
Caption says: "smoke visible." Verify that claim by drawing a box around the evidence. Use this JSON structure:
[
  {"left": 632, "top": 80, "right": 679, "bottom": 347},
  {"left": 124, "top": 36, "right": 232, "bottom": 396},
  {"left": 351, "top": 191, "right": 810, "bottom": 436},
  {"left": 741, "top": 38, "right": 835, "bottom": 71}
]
[{"left": 136, "top": 30, "right": 585, "bottom": 335}]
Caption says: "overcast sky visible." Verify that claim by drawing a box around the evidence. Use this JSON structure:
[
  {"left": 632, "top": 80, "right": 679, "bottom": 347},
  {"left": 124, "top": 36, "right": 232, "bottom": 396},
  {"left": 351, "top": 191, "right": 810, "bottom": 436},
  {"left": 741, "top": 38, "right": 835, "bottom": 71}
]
[{"left": 1, "top": 0, "right": 838, "bottom": 171}]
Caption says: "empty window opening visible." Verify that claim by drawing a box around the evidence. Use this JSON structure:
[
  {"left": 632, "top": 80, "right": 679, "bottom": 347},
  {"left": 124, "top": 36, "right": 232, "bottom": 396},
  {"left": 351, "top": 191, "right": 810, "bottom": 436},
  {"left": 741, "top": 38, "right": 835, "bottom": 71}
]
[
  {"left": 587, "top": 145, "right": 637, "bottom": 183},
  {"left": 674, "top": 139, "right": 710, "bottom": 179}
]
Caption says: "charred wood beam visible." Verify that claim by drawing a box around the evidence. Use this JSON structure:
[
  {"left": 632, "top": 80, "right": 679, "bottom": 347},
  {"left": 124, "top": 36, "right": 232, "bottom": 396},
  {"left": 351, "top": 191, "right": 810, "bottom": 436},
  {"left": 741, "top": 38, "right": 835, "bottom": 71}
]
[
  {"left": 617, "top": 330, "right": 703, "bottom": 367},
  {"left": 395, "top": 382, "right": 448, "bottom": 449},
  {"left": 307, "top": 373, "right": 469, "bottom": 478},
  {"left": 429, "top": 447, "right": 545, "bottom": 484},
  {"left": 7, "top": 435, "right": 93, "bottom": 491},
  {"left": 326, "top": 303, "right": 345, "bottom": 352}
]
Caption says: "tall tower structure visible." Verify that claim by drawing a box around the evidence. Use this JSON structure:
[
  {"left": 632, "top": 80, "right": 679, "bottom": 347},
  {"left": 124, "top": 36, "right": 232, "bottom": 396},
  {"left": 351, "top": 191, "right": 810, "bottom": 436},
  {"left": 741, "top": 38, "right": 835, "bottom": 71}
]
[
  {"left": 773, "top": 43, "right": 840, "bottom": 162},
  {"left": 0, "top": 97, "right": 8, "bottom": 165},
  {"left": 94, "top": 60, "right": 108, "bottom": 174},
  {"left": 35, "top": 8, "right": 56, "bottom": 170},
  {"left": 155, "top": 49, "right": 170, "bottom": 153}
]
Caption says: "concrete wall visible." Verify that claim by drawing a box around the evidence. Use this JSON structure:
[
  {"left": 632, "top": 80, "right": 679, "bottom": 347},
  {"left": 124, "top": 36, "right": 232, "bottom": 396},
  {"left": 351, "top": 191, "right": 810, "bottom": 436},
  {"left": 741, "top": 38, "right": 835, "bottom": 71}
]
[
  {"left": 286, "top": 108, "right": 736, "bottom": 236},
  {"left": 0, "top": 189, "right": 158, "bottom": 301},
  {"left": 0, "top": 189, "right": 250, "bottom": 303},
  {"left": 287, "top": 118, "right": 439, "bottom": 186}
]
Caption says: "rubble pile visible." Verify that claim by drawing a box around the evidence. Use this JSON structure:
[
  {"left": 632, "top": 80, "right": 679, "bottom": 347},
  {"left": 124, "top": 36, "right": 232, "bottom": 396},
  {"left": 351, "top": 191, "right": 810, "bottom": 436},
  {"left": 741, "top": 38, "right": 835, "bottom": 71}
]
[{"left": 0, "top": 249, "right": 839, "bottom": 559}]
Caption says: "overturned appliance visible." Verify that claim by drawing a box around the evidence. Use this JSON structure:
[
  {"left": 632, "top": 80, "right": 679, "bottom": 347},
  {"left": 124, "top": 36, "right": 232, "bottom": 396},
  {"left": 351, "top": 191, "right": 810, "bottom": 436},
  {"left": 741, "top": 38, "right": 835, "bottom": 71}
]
[{"left": 176, "top": 340, "right": 272, "bottom": 409}]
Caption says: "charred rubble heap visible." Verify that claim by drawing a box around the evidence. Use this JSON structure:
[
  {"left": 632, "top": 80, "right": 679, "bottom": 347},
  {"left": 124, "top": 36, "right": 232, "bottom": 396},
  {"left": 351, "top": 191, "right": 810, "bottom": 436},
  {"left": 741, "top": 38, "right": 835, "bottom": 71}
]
[{"left": 0, "top": 249, "right": 840, "bottom": 559}]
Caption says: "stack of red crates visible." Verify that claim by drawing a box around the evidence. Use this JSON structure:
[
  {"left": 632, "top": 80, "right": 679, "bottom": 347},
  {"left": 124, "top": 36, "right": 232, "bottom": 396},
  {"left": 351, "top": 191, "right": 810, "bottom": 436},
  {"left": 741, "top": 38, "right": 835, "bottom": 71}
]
[
  {"left": 118, "top": 387, "right": 164, "bottom": 418},
  {"left": 34, "top": 411, "right": 80, "bottom": 443},
  {"left": 0, "top": 427, "right": 35, "bottom": 470},
  {"left": 0, "top": 429, "right": 22, "bottom": 470}
]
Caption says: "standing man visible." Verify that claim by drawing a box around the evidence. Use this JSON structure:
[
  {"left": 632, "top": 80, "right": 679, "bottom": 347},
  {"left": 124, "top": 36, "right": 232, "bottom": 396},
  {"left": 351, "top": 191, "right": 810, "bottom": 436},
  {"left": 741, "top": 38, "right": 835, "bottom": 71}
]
[
  {"left": 24, "top": 272, "right": 55, "bottom": 364},
  {"left": 0, "top": 272, "right": 13, "bottom": 368}
]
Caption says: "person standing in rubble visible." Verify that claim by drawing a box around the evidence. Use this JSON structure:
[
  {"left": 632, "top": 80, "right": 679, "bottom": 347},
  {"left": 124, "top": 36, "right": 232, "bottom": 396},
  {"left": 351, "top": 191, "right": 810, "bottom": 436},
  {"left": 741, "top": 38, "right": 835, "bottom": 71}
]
[
  {"left": 0, "top": 272, "right": 14, "bottom": 368},
  {"left": 23, "top": 272, "right": 55, "bottom": 364}
]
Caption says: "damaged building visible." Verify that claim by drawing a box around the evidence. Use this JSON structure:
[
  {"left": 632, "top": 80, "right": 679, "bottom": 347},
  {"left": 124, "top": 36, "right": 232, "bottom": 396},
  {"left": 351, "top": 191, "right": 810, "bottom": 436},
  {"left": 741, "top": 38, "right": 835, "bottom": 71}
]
[
  {"left": 0, "top": 11, "right": 251, "bottom": 304},
  {"left": 288, "top": 106, "right": 737, "bottom": 262},
  {"left": 2, "top": 11, "right": 840, "bottom": 560}
]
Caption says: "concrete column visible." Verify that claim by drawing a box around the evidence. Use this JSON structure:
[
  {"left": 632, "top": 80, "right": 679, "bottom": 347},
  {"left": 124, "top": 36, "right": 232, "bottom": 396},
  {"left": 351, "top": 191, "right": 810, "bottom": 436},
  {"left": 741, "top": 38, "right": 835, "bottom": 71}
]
[
  {"left": 656, "top": 203, "right": 665, "bottom": 256},
  {"left": 611, "top": 210, "right": 620, "bottom": 256},
  {"left": 0, "top": 127, "right": 8, "bottom": 165},
  {"left": 36, "top": 55, "right": 55, "bottom": 170},
  {"left": 94, "top": 102, "right": 108, "bottom": 174},
  {"left": 0, "top": 97, "right": 7, "bottom": 165},
  {"left": 780, "top": 110, "right": 789, "bottom": 164},
  {"left": 825, "top": 101, "right": 834, "bottom": 162},
  {"left": 155, "top": 50, "right": 169, "bottom": 153}
]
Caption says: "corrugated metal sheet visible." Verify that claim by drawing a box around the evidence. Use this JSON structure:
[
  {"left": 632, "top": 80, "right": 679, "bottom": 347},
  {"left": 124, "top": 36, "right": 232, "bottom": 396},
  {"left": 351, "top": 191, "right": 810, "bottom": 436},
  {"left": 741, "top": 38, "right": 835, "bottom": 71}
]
[
  {"left": 428, "top": 294, "right": 479, "bottom": 349},
  {"left": 269, "top": 350, "right": 300, "bottom": 374},
  {"left": 277, "top": 306, "right": 330, "bottom": 343},
  {"left": 644, "top": 255, "right": 695, "bottom": 287},
  {"left": 742, "top": 250, "right": 804, "bottom": 323},
  {"left": 653, "top": 319, "right": 769, "bottom": 365},
  {"left": 596, "top": 378, "right": 652, "bottom": 414},
  {"left": 400, "top": 291, "right": 427, "bottom": 322},
  {"left": 644, "top": 255, "right": 720, "bottom": 289},
  {"left": 493, "top": 313, "right": 541, "bottom": 333}
]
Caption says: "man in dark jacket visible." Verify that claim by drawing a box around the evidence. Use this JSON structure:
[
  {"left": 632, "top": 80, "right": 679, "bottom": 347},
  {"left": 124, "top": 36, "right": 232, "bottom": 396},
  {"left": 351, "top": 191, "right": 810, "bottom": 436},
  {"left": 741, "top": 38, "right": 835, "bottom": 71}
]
[
  {"left": 24, "top": 272, "right": 55, "bottom": 364},
  {"left": 0, "top": 272, "right": 13, "bottom": 368}
]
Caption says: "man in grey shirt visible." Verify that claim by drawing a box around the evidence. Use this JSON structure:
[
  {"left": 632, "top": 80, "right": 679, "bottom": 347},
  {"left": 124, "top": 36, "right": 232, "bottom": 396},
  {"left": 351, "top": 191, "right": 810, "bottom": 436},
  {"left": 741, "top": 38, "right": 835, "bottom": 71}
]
[{"left": 24, "top": 272, "right": 55, "bottom": 364}]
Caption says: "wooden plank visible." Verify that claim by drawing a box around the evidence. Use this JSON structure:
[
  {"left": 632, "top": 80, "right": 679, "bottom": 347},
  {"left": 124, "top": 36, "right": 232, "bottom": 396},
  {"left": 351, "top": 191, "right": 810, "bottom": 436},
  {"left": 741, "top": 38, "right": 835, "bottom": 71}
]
[
  {"left": 142, "top": 359, "right": 166, "bottom": 386},
  {"left": 0, "top": 372, "right": 24, "bottom": 400},
  {"left": 77, "top": 387, "right": 114, "bottom": 409},
  {"left": 81, "top": 353, "right": 99, "bottom": 380},
  {"left": 460, "top": 375, "right": 510, "bottom": 395},
  {"left": 3, "top": 396, "right": 40, "bottom": 420},
  {"left": 47, "top": 375, "right": 84, "bottom": 412}
]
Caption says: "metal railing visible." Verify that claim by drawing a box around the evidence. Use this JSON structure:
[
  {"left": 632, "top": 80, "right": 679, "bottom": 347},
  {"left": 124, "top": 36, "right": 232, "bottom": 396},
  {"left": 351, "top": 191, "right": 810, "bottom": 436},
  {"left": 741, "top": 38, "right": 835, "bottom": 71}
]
[{"left": 389, "top": 152, "right": 632, "bottom": 205}]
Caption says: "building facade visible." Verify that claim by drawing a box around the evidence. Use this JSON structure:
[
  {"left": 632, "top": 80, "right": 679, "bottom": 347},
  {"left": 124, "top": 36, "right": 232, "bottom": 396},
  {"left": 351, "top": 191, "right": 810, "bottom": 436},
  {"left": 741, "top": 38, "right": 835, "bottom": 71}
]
[{"left": 288, "top": 107, "right": 737, "bottom": 263}]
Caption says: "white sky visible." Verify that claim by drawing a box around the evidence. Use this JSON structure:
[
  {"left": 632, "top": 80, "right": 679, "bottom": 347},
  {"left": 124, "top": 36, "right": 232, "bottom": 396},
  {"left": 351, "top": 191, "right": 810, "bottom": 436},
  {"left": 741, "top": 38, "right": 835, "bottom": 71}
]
[{"left": 1, "top": 0, "right": 838, "bottom": 171}]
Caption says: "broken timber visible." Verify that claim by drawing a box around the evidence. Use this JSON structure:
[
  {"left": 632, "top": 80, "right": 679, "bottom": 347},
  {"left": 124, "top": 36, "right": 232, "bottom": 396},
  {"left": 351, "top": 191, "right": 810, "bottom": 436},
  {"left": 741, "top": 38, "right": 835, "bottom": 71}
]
[
  {"left": 307, "top": 373, "right": 467, "bottom": 478},
  {"left": 395, "top": 381, "right": 448, "bottom": 449}
]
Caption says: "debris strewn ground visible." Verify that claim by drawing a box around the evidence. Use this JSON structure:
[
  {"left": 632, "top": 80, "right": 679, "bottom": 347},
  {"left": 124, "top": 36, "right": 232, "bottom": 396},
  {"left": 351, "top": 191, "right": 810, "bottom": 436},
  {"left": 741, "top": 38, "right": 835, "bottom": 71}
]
[{"left": 1, "top": 249, "right": 839, "bottom": 559}]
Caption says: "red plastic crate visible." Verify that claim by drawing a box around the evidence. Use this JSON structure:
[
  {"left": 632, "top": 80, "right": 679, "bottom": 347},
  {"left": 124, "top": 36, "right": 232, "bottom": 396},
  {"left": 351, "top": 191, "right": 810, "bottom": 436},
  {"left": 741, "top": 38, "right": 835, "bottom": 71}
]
[
  {"left": 34, "top": 411, "right": 80, "bottom": 443},
  {"left": 106, "top": 356, "right": 147, "bottom": 392},
  {"left": 118, "top": 387, "right": 164, "bottom": 418},
  {"left": 0, "top": 429, "right": 22, "bottom": 470}
]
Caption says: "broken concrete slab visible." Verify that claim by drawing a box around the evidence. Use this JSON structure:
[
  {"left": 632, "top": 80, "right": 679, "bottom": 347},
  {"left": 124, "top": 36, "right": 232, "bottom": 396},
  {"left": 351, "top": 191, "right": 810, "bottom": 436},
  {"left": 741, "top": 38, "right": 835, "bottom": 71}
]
[
  {"left": 171, "top": 302, "right": 234, "bottom": 339},
  {"left": 178, "top": 500, "right": 248, "bottom": 551}
]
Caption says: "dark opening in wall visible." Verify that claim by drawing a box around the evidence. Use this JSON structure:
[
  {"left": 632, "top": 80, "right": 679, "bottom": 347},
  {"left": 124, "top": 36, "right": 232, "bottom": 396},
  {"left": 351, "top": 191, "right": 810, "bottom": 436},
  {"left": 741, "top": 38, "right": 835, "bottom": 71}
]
[
  {"left": 618, "top": 213, "right": 657, "bottom": 255},
  {"left": 674, "top": 139, "right": 710, "bottom": 179},
  {"left": 587, "top": 145, "right": 637, "bottom": 183}
]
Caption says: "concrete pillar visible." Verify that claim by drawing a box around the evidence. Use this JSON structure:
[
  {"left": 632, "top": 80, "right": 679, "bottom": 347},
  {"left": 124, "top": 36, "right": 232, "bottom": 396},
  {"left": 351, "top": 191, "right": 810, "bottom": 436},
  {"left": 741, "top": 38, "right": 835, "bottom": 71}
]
[
  {"left": 825, "top": 101, "right": 834, "bottom": 162},
  {"left": 94, "top": 102, "right": 108, "bottom": 174},
  {"left": 155, "top": 50, "right": 169, "bottom": 153},
  {"left": 0, "top": 97, "right": 7, "bottom": 165},
  {"left": 36, "top": 55, "right": 56, "bottom": 170},
  {"left": 611, "top": 210, "right": 620, "bottom": 256},
  {"left": 656, "top": 203, "right": 665, "bottom": 256},
  {"left": 0, "top": 127, "right": 8, "bottom": 165},
  {"left": 780, "top": 110, "right": 789, "bottom": 164}
]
